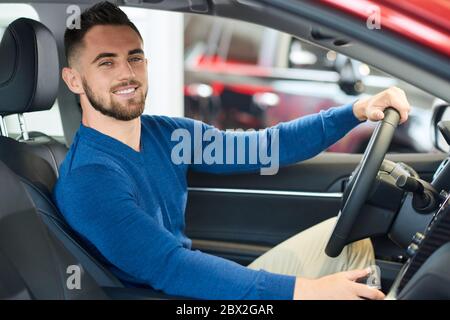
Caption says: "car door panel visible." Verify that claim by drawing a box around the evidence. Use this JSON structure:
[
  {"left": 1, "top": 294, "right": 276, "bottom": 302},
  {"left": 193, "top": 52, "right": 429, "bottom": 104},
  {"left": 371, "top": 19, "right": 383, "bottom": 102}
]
[{"left": 185, "top": 152, "right": 445, "bottom": 264}]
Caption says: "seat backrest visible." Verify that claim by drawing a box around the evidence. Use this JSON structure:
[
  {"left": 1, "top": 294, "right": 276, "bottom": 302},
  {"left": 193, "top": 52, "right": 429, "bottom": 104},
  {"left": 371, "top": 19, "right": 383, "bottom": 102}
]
[
  {"left": 0, "top": 160, "right": 109, "bottom": 299},
  {"left": 0, "top": 18, "right": 124, "bottom": 290},
  {"left": 0, "top": 158, "right": 183, "bottom": 299},
  {"left": 19, "top": 131, "right": 69, "bottom": 178}
]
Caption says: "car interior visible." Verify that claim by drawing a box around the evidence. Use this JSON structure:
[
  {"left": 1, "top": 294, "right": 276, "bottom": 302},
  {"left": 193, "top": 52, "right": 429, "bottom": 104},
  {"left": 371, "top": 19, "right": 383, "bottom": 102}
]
[{"left": 0, "top": 0, "right": 449, "bottom": 300}]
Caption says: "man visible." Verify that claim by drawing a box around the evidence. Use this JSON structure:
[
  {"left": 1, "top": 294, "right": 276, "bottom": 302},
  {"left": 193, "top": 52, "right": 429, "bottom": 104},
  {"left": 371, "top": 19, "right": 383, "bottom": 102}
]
[{"left": 54, "top": 2, "right": 410, "bottom": 300}]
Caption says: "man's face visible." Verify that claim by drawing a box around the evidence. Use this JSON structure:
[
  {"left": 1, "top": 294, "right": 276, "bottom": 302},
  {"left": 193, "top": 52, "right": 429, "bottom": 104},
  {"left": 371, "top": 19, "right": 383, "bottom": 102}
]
[{"left": 73, "top": 25, "right": 148, "bottom": 121}]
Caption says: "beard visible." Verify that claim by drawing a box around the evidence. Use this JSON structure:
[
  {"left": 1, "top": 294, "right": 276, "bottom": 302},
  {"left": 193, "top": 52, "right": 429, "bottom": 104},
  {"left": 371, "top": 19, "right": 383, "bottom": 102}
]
[{"left": 82, "top": 77, "right": 147, "bottom": 121}]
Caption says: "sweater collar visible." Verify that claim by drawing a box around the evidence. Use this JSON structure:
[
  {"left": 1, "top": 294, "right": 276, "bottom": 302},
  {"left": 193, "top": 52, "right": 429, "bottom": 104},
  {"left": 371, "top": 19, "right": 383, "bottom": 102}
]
[{"left": 78, "top": 120, "right": 145, "bottom": 159}]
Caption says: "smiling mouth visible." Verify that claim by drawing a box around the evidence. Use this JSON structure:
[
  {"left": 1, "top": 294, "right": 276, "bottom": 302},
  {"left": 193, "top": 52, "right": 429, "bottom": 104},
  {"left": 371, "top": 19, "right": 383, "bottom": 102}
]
[{"left": 112, "top": 86, "right": 139, "bottom": 98}]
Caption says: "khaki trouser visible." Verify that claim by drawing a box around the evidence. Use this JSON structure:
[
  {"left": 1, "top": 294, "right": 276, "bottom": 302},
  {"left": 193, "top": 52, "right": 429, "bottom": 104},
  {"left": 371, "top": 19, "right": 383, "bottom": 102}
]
[{"left": 248, "top": 217, "right": 376, "bottom": 279}]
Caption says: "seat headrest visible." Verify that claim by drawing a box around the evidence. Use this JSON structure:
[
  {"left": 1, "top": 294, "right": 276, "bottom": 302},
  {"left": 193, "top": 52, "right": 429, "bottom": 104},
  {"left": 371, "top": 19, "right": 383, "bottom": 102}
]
[{"left": 0, "top": 18, "right": 59, "bottom": 116}]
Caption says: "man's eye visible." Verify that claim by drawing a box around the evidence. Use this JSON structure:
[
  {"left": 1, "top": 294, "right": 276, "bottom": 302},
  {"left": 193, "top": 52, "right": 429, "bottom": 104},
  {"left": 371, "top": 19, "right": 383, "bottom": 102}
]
[
  {"left": 99, "top": 61, "right": 112, "bottom": 67},
  {"left": 129, "top": 57, "right": 143, "bottom": 63}
]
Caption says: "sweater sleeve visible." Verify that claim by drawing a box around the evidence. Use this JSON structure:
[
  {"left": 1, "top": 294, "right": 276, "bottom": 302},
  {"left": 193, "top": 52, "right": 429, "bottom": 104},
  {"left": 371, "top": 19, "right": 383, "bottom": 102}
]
[
  {"left": 170, "top": 103, "right": 362, "bottom": 174},
  {"left": 54, "top": 164, "right": 295, "bottom": 300}
]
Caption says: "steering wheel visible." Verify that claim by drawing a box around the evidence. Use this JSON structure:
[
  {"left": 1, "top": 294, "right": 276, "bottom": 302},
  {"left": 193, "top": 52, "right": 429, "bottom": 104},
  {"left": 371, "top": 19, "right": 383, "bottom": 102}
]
[{"left": 325, "top": 107, "right": 400, "bottom": 257}]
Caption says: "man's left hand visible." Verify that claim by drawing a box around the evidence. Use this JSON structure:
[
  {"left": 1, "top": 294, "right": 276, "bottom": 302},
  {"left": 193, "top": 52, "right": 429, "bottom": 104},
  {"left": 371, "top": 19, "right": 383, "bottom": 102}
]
[{"left": 353, "top": 87, "right": 411, "bottom": 124}]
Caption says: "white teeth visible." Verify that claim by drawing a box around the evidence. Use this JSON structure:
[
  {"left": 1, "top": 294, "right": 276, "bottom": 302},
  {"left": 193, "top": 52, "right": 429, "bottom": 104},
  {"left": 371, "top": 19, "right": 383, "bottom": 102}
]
[{"left": 115, "top": 88, "right": 136, "bottom": 94}]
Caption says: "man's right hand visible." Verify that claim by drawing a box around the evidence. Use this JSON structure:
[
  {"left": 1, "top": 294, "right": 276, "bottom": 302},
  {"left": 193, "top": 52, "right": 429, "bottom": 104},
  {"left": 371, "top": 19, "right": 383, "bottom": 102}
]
[{"left": 293, "top": 269, "right": 385, "bottom": 300}]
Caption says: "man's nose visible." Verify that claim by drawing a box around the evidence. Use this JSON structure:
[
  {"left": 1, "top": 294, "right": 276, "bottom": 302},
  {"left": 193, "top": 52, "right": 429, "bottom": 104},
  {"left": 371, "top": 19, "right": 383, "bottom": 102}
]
[{"left": 118, "top": 60, "right": 136, "bottom": 80}]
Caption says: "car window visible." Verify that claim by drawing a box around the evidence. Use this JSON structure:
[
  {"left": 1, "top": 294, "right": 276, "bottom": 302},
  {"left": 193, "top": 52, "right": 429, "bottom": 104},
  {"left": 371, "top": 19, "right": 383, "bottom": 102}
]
[
  {"left": 288, "top": 38, "right": 335, "bottom": 71},
  {"left": 0, "top": 4, "right": 65, "bottom": 142},
  {"left": 184, "top": 15, "right": 264, "bottom": 67},
  {"left": 184, "top": 14, "right": 216, "bottom": 57},
  {"left": 224, "top": 21, "right": 264, "bottom": 65},
  {"left": 184, "top": 14, "right": 438, "bottom": 154}
]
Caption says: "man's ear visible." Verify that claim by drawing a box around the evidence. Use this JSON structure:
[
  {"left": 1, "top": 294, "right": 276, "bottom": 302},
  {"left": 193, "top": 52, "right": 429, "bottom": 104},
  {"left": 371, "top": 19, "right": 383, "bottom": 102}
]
[{"left": 61, "top": 67, "right": 84, "bottom": 95}]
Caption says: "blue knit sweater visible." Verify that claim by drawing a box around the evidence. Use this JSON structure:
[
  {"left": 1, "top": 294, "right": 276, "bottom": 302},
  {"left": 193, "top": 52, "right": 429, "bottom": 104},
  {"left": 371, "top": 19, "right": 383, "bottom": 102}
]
[{"left": 53, "top": 103, "right": 361, "bottom": 299}]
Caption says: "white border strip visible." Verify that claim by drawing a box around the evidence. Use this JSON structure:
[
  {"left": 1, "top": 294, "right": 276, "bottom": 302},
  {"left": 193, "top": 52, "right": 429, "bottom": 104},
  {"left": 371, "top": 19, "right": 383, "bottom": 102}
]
[{"left": 188, "top": 187, "right": 342, "bottom": 198}]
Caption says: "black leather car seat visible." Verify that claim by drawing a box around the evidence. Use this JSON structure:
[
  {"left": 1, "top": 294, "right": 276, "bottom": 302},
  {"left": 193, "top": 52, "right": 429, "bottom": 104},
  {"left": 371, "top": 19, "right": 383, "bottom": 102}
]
[
  {"left": 0, "top": 18, "right": 123, "bottom": 289},
  {"left": 0, "top": 160, "right": 109, "bottom": 299}
]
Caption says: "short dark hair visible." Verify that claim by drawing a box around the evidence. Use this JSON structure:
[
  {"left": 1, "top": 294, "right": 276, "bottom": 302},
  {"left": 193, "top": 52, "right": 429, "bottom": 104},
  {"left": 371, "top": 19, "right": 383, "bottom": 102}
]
[{"left": 64, "top": 1, "right": 143, "bottom": 65}]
